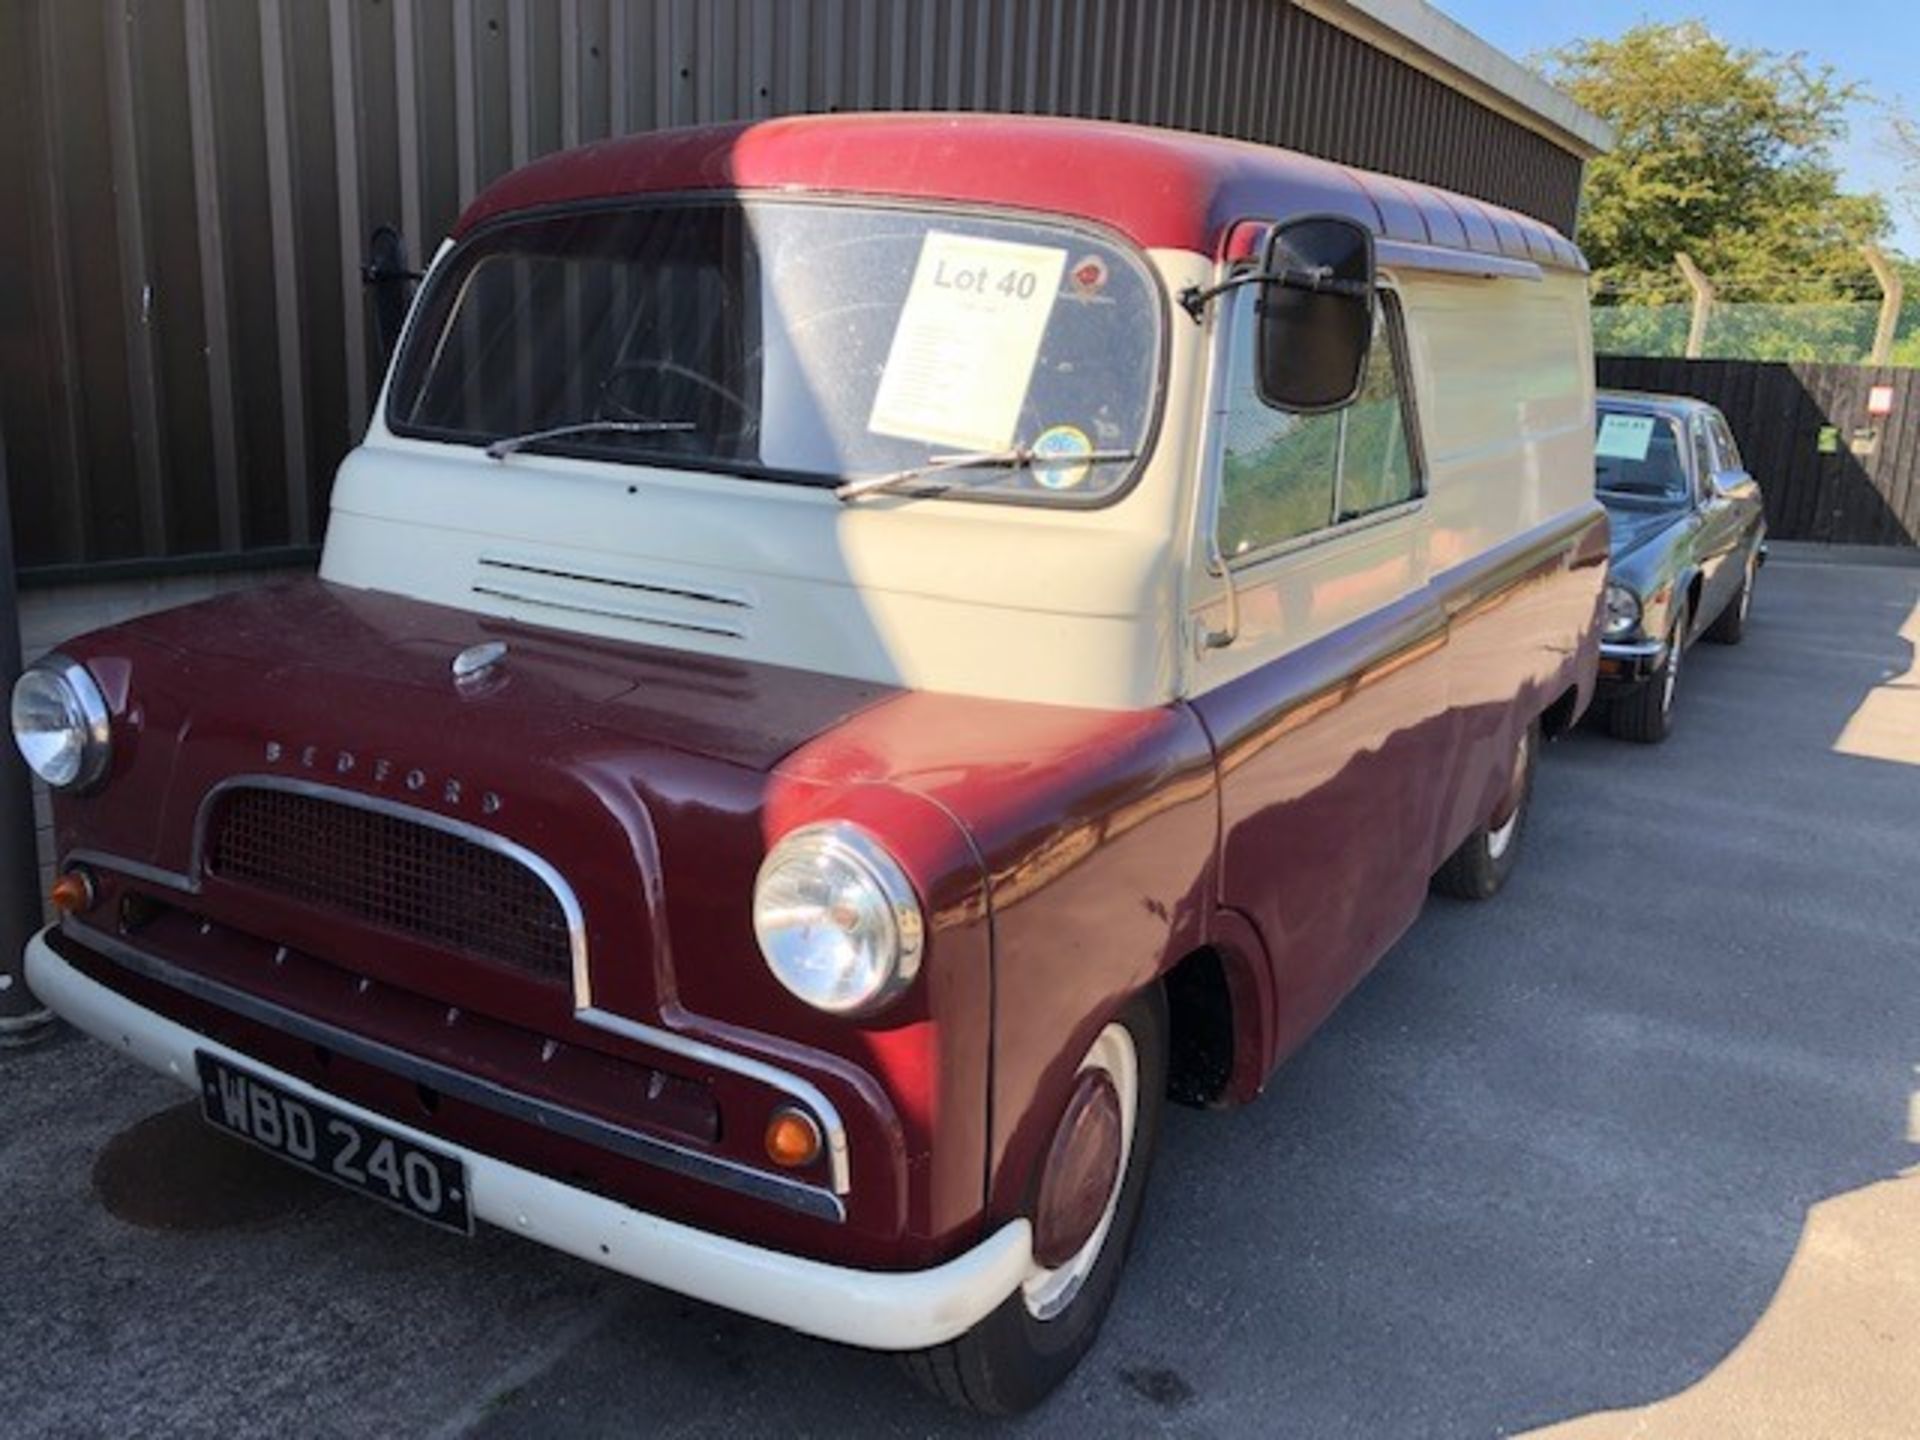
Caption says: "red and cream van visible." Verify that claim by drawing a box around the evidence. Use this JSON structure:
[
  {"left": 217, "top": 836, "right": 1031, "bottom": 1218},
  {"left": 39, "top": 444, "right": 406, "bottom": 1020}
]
[{"left": 15, "top": 115, "right": 1604, "bottom": 1412}]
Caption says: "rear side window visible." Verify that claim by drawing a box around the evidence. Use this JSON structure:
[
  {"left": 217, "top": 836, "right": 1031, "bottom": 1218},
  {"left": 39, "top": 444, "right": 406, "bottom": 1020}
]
[
  {"left": 1709, "top": 414, "right": 1744, "bottom": 473},
  {"left": 1215, "top": 292, "right": 1420, "bottom": 560},
  {"left": 1690, "top": 419, "right": 1715, "bottom": 494}
]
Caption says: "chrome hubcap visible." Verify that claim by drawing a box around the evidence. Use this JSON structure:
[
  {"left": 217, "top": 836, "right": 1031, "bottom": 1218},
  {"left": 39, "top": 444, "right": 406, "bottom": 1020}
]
[
  {"left": 1021, "top": 1022, "right": 1138, "bottom": 1321},
  {"left": 1662, "top": 632, "right": 1682, "bottom": 714}
]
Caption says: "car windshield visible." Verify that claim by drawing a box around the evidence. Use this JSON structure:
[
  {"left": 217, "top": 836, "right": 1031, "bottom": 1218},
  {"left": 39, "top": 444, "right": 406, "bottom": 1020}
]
[
  {"left": 1593, "top": 408, "right": 1689, "bottom": 504},
  {"left": 387, "top": 199, "right": 1162, "bottom": 505}
]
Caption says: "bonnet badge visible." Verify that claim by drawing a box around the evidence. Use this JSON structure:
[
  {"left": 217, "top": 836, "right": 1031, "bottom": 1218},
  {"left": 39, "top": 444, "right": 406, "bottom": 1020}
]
[{"left": 452, "top": 640, "right": 508, "bottom": 686}]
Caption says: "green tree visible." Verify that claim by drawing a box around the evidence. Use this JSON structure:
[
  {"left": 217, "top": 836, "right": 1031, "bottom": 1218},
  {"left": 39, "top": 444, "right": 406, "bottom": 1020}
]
[{"left": 1547, "top": 22, "right": 1888, "bottom": 311}]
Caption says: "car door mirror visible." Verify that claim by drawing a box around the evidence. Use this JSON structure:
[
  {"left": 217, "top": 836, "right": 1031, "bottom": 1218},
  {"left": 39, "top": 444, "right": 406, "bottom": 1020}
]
[
  {"left": 1711, "top": 469, "right": 1748, "bottom": 498},
  {"left": 1256, "top": 216, "right": 1376, "bottom": 414}
]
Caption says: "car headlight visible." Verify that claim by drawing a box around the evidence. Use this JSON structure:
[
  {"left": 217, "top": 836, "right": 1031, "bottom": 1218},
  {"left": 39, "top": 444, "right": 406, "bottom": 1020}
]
[
  {"left": 1603, "top": 583, "right": 1642, "bottom": 641},
  {"left": 11, "top": 654, "right": 112, "bottom": 791},
  {"left": 753, "top": 822, "right": 923, "bottom": 1016}
]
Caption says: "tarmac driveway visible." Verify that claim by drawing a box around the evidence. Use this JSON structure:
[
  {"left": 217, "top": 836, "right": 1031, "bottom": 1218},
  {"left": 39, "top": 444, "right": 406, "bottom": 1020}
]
[{"left": 3, "top": 553, "right": 1916, "bottom": 1437}]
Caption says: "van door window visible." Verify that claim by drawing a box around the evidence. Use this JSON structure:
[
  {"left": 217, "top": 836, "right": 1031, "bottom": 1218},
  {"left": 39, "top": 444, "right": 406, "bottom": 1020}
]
[{"left": 1215, "top": 291, "right": 1419, "bottom": 561}]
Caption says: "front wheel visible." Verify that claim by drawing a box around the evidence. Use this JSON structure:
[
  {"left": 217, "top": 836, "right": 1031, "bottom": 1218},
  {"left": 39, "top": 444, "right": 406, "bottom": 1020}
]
[
  {"left": 1608, "top": 603, "right": 1688, "bottom": 744},
  {"left": 901, "top": 989, "right": 1167, "bottom": 1416},
  {"left": 1432, "top": 719, "right": 1538, "bottom": 900}
]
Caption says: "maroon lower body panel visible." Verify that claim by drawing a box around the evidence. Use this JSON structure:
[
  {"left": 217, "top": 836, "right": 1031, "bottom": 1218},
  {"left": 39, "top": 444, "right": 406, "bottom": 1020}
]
[
  {"left": 1194, "top": 505, "right": 1607, "bottom": 1079},
  {"left": 47, "top": 892, "right": 956, "bottom": 1270}
]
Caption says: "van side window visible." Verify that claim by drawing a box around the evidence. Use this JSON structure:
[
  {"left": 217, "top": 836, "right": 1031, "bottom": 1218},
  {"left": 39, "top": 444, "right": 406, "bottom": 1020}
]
[{"left": 1215, "top": 290, "right": 1419, "bottom": 560}]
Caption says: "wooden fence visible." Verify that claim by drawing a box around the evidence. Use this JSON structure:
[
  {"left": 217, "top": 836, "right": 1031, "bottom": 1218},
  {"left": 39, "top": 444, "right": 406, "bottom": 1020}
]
[{"left": 1596, "top": 356, "right": 1920, "bottom": 547}]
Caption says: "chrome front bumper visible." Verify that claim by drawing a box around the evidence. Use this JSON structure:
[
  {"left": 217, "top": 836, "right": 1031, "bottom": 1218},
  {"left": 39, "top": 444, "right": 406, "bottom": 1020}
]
[
  {"left": 25, "top": 930, "right": 1031, "bottom": 1352},
  {"left": 1597, "top": 637, "right": 1668, "bottom": 686}
]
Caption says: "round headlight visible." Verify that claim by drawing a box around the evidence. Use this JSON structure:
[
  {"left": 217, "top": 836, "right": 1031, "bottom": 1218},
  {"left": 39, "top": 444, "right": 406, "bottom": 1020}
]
[
  {"left": 753, "top": 823, "right": 923, "bottom": 1016},
  {"left": 1603, "top": 583, "right": 1642, "bottom": 640},
  {"left": 11, "top": 654, "right": 112, "bottom": 791}
]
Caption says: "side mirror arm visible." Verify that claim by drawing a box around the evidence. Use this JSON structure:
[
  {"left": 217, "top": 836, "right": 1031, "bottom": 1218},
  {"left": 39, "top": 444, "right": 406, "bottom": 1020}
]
[{"left": 1178, "top": 266, "right": 1372, "bottom": 323}]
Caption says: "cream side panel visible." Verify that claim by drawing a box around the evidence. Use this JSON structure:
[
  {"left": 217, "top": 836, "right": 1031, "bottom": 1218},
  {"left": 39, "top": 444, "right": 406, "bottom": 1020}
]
[
  {"left": 1396, "top": 269, "right": 1594, "bottom": 577},
  {"left": 321, "top": 248, "right": 1213, "bottom": 712},
  {"left": 1185, "top": 267, "right": 1593, "bottom": 696}
]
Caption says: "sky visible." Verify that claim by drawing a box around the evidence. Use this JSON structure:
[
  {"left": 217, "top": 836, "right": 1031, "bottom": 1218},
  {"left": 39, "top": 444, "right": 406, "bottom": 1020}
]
[{"left": 1434, "top": 0, "right": 1920, "bottom": 255}]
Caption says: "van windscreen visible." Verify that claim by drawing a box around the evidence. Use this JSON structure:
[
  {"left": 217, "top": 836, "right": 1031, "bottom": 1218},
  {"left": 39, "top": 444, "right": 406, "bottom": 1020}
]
[{"left": 387, "top": 199, "right": 1161, "bottom": 505}]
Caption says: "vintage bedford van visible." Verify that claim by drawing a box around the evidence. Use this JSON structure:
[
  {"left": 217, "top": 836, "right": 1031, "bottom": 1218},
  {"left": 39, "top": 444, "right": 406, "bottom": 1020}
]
[{"left": 16, "top": 116, "right": 1604, "bottom": 1412}]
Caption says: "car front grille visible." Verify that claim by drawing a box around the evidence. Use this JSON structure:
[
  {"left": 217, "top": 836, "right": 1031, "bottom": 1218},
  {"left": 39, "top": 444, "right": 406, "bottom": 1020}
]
[{"left": 204, "top": 785, "right": 573, "bottom": 982}]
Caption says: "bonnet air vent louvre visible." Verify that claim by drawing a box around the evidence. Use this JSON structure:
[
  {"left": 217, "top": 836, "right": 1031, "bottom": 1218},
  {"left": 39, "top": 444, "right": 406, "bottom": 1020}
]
[{"left": 471, "top": 554, "right": 754, "bottom": 640}]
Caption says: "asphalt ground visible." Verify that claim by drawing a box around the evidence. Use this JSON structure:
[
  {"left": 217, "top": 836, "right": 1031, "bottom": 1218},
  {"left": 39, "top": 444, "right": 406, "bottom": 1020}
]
[{"left": 3, "top": 555, "right": 1915, "bottom": 1438}]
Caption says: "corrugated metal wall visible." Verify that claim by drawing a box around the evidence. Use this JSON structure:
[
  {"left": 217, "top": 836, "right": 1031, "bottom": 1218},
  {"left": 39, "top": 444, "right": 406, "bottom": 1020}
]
[{"left": 0, "top": 0, "right": 1587, "bottom": 576}]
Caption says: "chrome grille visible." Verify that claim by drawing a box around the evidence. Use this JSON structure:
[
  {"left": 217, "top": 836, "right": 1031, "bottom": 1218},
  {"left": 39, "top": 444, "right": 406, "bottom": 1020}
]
[{"left": 205, "top": 786, "right": 572, "bottom": 981}]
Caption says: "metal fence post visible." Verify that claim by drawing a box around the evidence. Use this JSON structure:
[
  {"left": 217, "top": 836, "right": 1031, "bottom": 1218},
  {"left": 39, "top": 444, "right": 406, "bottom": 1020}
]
[
  {"left": 1675, "top": 252, "right": 1715, "bottom": 360},
  {"left": 1864, "top": 245, "right": 1903, "bottom": 367},
  {"left": 0, "top": 430, "right": 56, "bottom": 1046}
]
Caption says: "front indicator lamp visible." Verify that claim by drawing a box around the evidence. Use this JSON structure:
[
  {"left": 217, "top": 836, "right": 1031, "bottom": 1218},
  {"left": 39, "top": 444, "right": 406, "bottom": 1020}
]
[
  {"left": 765, "top": 1107, "right": 824, "bottom": 1169},
  {"left": 49, "top": 868, "right": 97, "bottom": 916}
]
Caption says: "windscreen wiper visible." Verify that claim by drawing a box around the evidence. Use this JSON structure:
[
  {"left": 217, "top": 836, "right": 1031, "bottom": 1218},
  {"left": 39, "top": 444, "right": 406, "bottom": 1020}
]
[
  {"left": 835, "top": 445, "right": 1139, "bottom": 503},
  {"left": 485, "top": 419, "right": 695, "bottom": 460}
]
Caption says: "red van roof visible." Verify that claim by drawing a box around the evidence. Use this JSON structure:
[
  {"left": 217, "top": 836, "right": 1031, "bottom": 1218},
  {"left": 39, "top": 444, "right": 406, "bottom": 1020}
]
[{"left": 452, "top": 112, "right": 1586, "bottom": 273}]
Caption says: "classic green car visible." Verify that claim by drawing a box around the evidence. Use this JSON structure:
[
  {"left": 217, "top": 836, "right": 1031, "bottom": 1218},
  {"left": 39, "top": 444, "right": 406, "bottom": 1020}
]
[{"left": 1592, "top": 390, "right": 1768, "bottom": 743}]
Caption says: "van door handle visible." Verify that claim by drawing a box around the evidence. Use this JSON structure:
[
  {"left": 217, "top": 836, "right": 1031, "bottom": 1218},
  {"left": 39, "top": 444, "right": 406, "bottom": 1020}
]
[{"left": 1201, "top": 538, "right": 1240, "bottom": 651}]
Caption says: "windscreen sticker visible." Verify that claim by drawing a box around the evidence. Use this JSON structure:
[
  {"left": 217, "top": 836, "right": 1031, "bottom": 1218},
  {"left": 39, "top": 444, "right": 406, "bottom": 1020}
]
[
  {"left": 868, "top": 231, "right": 1069, "bottom": 452},
  {"left": 1596, "top": 413, "right": 1657, "bottom": 462},
  {"left": 1030, "top": 424, "right": 1095, "bottom": 490},
  {"left": 1069, "top": 254, "right": 1109, "bottom": 296}
]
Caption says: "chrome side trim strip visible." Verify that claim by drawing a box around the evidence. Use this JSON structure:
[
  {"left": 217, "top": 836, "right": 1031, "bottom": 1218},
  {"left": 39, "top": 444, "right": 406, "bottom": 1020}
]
[
  {"left": 96, "top": 775, "right": 855, "bottom": 1196},
  {"left": 576, "top": 1006, "right": 851, "bottom": 1196},
  {"left": 65, "top": 850, "right": 198, "bottom": 894},
  {"left": 470, "top": 582, "right": 750, "bottom": 639},
  {"left": 1375, "top": 238, "right": 1544, "bottom": 283},
  {"left": 58, "top": 918, "right": 845, "bottom": 1223}
]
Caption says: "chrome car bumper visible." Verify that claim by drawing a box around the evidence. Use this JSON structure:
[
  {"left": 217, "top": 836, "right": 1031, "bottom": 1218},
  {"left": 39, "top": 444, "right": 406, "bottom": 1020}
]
[
  {"left": 1597, "top": 637, "right": 1668, "bottom": 686},
  {"left": 25, "top": 930, "right": 1031, "bottom": 1352}
]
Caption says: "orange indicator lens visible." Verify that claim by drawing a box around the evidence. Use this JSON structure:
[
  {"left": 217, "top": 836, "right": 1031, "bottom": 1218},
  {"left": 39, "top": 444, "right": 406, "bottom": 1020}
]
[
  {"left": 50, "top": 869, "right": 96, "bottom": 915},
  {"left": 765, "top": 1107, "right": 823, "bottom": 1169}
]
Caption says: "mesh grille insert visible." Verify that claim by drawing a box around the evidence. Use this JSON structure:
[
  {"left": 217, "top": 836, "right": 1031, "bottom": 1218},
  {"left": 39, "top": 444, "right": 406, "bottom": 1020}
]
[{"left": 206, "top": 786, "right": 572, "bottom": 981}]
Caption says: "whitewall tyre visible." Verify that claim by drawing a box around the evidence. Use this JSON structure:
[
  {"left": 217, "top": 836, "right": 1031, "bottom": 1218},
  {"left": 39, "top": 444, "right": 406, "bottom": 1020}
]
[{"left": 900, "top": 989, "right": 1167, "bottom": 1416}]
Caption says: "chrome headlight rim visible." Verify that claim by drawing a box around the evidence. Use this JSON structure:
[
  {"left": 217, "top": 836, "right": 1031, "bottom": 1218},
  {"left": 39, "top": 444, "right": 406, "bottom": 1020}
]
[
  {"left": 1602, "top": 582, "right": 1643, "bottom": 641},
  {"left": 10, "top": 652, "right": 113, "bottom": 792},
  {"left": 752, "top": 821, "right": 924, "bottom": 1017}
]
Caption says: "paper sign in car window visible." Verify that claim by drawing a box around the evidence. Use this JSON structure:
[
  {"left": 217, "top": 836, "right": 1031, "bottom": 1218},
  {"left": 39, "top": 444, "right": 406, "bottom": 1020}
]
[
  {"left": 1596, "top": 413, "right": 1656, "bottom": 462},
  {"left": 868, "top": 231, "right": 1068, "bottom": 452}
]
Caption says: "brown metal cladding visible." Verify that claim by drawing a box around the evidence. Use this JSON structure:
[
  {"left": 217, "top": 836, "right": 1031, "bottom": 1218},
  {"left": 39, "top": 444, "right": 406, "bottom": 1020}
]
[{"left": 0, "top": 0, "right": 1588, "bottom": 575}]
